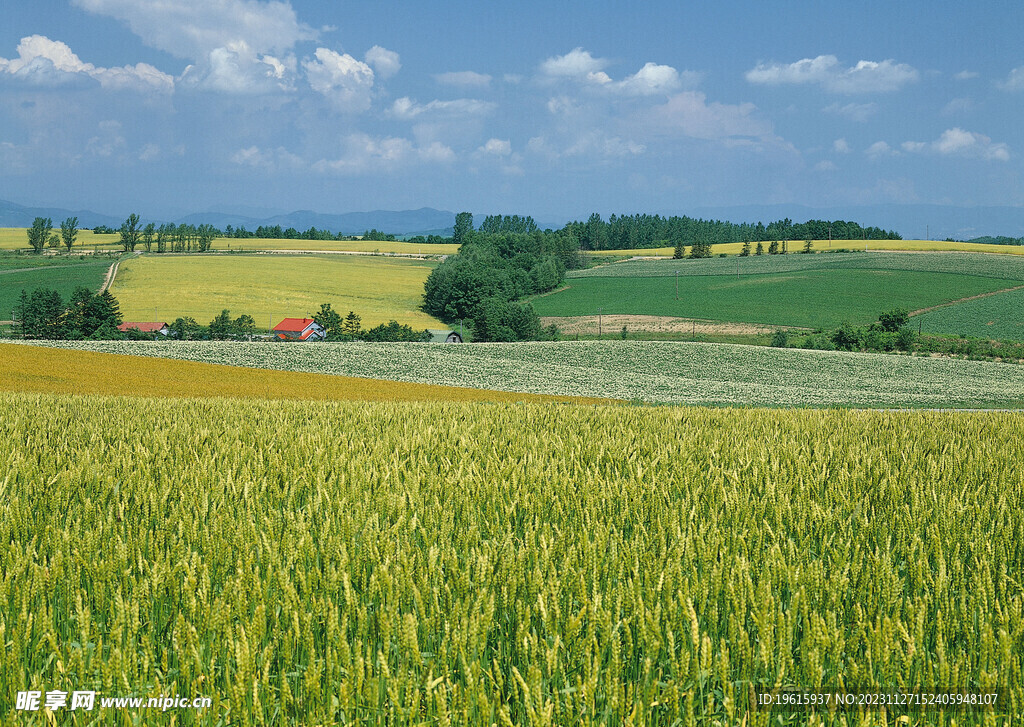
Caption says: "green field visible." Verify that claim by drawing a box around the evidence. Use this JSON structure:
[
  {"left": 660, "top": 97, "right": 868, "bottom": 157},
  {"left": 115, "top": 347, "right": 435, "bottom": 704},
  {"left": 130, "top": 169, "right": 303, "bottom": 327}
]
[
  {"left": 534, "top": 269, "right": 1013, "bottom": 329},
  {"left": 914, "top": 287, "right": 1024, "bottom": 341},
  {"left": 108, "top": 253, "right": 444, "bottom": 329},
  {"left": 0, "top": 257, "right": 111, "bottom": 320},
  {"left": 30, "top": 339, "right": 1024, "bottom": 408},
  {"left": 582, "top": 239, "right": 1024, "bottom": 257},
  {"left": 2, "top": 394, "right": 1021, "bottom": 724}
]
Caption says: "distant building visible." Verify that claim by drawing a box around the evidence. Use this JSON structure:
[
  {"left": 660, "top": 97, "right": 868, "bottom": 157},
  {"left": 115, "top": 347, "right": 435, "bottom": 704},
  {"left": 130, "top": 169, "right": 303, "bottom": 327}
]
[
  {"left": 272, "top": 318, "right": 327, "bottom": 341},
  {"left": 118, "top": 321, "right": 170, "bottom": 336},
  {"left": 427, "top": 329, "right": 463, "bottom": 343}
]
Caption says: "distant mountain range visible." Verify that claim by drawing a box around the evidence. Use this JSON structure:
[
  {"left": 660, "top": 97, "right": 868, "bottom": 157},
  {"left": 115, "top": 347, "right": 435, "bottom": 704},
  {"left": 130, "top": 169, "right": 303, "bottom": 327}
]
[{"left": 2, "top": 198, "right": 1023, "bottom": 239}]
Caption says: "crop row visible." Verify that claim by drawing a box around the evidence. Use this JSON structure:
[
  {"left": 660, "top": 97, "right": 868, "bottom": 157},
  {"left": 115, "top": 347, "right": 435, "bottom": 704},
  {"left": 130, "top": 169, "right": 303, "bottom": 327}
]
[
  {"left": 2, "top": 395, "right": 1022, "bottom": 724},
  {"left": 25, "top": 339, "right": 1024, "bottom": 408},
  {"left": 568, "top": 251, "right": 1024, "bottom": 281}
]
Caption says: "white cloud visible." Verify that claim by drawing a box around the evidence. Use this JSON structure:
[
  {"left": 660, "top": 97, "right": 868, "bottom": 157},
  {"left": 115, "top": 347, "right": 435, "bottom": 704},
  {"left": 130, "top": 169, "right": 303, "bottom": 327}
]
[
  {"left": 540, "top": 48, "right": 692, "bottom": 97},
  {"left": 303, "top": 48, "right": 374, "bottom": 111},
  {"left": 434, "top": 71, "right": 492, "bottom": 88},
  {"left": 999, "top": 66, "right": 1024, "bottom": 91},
  {"left": 478, "top": 138, "right": 511, "bottom": 156},
  {"left": 903, "top": 127, "right": 1010, "bottom": 161},
  {"left": 815, "top": 160, "right": 837, "bottom": 171},
  {"left": 823, "top": 101, "right": 877, "bottom": 122},
  {"left": 390, "top": 96, "right": 496, "bottom": 119},
  {"left": 746, "top": 55, "right": 919, "bottom": 93},
  {"left": 364, "top": 46, "right": 400, "bottom": 79},
  {"left": 953, "top": 70, "right": 978, "bottom": 81},
  {"left": 615, "top": 63, "right": 681, "bottom": 96},
  {"left": 865, "top": 141, "right": 897, "bottom": 159},
  {"left": 230, "top": 144, "right": 304, "bottom": 169},
  {"left": 540, "top": 47, "right": 608, "bottom": 80},
  {"left": 71, "top": 0, "right": 316, "bottom": 60},
  {"left": 312, "top": 133, "right": 455, "bottom": 174},
  {"left": 941, "top": 97, "right": 972, "bottom": 115},
  {"left": 180, "top": 40, "right": 295, "bottom": 93},
  {"left": 833, "top": 138, "right": 851, "bottom": 153},
  {"left": 85, "top": 120, "right": 126, "bottom": 157},
  {"left": 645, "top": 91, "right": 773, "bottom": 141},
  {"left": 0, "top": 35, "right": 173, "bottom": 92}
]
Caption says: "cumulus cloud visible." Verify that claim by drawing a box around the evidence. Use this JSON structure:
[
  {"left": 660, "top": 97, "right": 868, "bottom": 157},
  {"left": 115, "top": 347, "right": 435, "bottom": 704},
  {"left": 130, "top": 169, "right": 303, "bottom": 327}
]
[
  {"left": 180, "top": 40, "right": 295, "bottom": 93},
  {"left": 312, "top": 133, "right": 455, "bottom": 174},
  {"left": 434, "top": 71, "right": 492, "bottom": 88},
  {"left": 999, "top": 66, "right": 1024, "bottom": 91},
  {"left": 644, "top": 91, "right": 773, "bottom": 141},
  {"left": 865, "top": 141, "right": 897, "bottom": 159},
  {"left": 833, "top": 138, "right": 851, "bottom": 153},
  {"left": 71, "top": 0, "right": 316, "bottom": 60},
  {"left": 815, "top": 160, "right": 837, "bottom": 171},
  {"left": 615, "top": 63, "right": 683, "bottom": 96},
  {"left": 540, "top": 47, "right": 608, "bottom": 81},
  {"left": 364, "top": 46, "right": 400, "bottom": 79},
  {"left": 902, "top": 127, "right": 1010, "bottom": 161},
  {"left": 0, "top": 35, "right": 173, "bottom": 92},
  {"left": 478, "top": 138, "right": 511, "bottom": 156},
  {"left": 303, "top": 48, "right": 374, "bottom": 111},
  {"left": 746, "top": 55, "right": 918, "bottom": 93},
  {"left": 540, "top": 48, "right": 693, "bottom": 97},
  {"left": 230, "top": 144, "right": 304, "bottom": 169},
  {"left": 953, "top": 70, "right": 978, "bottom": 81},
  {"left": 823, "top": 101, "right": 877, "bottom": 122},
  {"left": 941, "top": 97, "right": 972, "bottom": 115},
  {"left": 390, "top": 96, "right": 496, "bottom": 119}
]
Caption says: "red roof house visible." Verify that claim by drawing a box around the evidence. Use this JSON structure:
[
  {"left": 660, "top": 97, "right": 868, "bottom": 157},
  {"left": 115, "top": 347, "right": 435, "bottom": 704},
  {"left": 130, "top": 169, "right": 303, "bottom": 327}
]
[
  {"left": 272, "top": 318, "right": 326, "bottom": 341},
  {"left": 118, "top": 321, "right": 170, "bottom": 335}
]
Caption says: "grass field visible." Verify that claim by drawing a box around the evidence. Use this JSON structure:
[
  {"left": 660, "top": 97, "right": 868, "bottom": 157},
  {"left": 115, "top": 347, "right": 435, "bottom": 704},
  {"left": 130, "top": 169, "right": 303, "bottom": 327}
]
[
  {"left": 2, "top": 395, "right": 1021, "bottom": 723},
  {"left": 108, "top": 254, "right": 443, "bottom": 329},
  {"left": 0, "top": 257, "right": 111, "bottom": 320},
  {"left": 914, "top": 287, "right": 1024, "bottom": 341},
  {"left": 533, "top": 269, "right": 1013, "bottom": 329},
  {"left": 582, "top": 239, "right": 1024, "bottom": 257},
  {"left": 0, "top": 343, "right": 598, "bottom": 403},
  {"left": 31, "top": 340, "right": 1024, "bottom": 408}
]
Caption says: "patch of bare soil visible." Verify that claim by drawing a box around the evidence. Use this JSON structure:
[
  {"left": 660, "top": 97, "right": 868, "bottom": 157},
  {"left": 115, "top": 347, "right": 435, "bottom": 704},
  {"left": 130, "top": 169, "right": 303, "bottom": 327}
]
[{"left": 540, "top": 314, "right": 805, "bottom": 336}]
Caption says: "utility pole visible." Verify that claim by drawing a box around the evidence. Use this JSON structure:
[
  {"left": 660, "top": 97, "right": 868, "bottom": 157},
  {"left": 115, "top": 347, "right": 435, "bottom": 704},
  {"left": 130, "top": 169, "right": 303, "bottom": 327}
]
[{"left": 926, "top": 224, "right": 929, "bottom": 241}]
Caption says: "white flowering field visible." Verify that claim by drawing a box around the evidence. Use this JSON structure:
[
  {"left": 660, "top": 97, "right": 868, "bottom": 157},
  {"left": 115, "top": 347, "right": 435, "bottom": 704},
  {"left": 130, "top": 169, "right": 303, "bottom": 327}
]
[{"left": 27, "top": 340, "right": 1024, "bottom": 408}]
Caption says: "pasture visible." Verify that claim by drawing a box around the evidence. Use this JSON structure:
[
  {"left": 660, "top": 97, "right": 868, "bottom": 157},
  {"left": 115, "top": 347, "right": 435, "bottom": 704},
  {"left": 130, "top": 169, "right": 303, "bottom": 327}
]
[
  {"left": 33, "top": 339, "right": 1024, "bottom": 408},
  {"left": 532, "top": 269, "right": 1012, "bottom": 330},
  {"left": 2, "top": 395, "right": 1021, "bottom": 723},
  {"left": 914, "top": 286, "right": 1024, "bottom": 341},
  {"left": 108, "top": 254, "right": 444, "bottom": 329},
  {"left": 0, "top": 256, "right": 111, "bottom": 319}
]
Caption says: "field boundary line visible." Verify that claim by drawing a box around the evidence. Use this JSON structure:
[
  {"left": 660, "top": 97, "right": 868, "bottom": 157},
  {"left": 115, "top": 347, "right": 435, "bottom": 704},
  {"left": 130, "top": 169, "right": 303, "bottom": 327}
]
[{"left": 908, "top": 283, "right": 1024, "bottom": 317}]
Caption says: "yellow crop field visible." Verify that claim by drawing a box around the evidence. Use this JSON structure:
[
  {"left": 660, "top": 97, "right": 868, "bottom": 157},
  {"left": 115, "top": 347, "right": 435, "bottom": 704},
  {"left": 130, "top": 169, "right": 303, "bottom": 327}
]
[
  {"left": 0, "top": 228, "right": 459, "bottom": 254},
  {"left": 1, "top": 396, "right": 1021, "bottom": 723},
  {"left": 583, "top": 239, "right": 1024, "bottom": 257},
  {"left": 108, "top": 254, "right": 443, "bottom": 329},
  {"left": 219, "top": 237, "right": 461, "bottom": 254},
  {"left": 0, "top": 342, "right": 600, "bottom": 403},
  {"left": 0, "top": 227, "right": 120, "bottom": 251}
]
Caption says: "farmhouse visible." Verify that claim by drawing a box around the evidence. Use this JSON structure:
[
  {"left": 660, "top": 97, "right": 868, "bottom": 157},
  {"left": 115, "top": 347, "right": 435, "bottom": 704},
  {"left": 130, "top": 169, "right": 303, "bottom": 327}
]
[
  {"left": 272, "top": 318, "right": 327, "bottom": 341},
  {"left": 427, "top": 329, "right": 463, "bottom": 343},
  {"left": 118, "top": 321, "right": 170, "bottom": 336}
]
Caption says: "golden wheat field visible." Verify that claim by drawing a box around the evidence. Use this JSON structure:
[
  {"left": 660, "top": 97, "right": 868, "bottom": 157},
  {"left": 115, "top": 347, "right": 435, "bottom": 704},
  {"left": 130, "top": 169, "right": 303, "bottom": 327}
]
[
  {"left": 107, "top": 254, "right": 444, "bottom": 329},
  {"left": 1, "top": 392, "right": 1021, "bottom": 725},
  {"left": 0, "top": 343, "right": 600, "bottom": 404}
]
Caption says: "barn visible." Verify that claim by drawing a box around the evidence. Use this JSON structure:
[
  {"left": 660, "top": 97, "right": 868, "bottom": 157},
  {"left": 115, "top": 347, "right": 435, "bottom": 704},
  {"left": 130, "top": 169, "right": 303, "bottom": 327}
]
[
  {"left": 272, "top": 318, "right": 327, "bottom": 341},
  {"left": 118, "top": 322, "right": 170, "bottom": 337}
]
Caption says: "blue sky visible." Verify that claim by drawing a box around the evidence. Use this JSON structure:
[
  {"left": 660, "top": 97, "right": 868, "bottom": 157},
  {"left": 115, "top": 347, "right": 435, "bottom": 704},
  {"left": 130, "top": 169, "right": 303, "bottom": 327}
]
[{"left": 0, "top": 0, "right": 1021, "bottom": 221}]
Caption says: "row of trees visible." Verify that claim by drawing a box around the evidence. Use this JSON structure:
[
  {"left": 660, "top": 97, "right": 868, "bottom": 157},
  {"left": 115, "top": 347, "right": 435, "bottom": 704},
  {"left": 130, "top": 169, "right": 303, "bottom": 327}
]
[
  {"left": 564, "top": 213, "right": 901, "bottom": 251},
  {"left": 310, "top": 304, "right": 431, "bottom": 342},
  {"left": 14, "top": 287, "right": 123, "bottom": 339}
]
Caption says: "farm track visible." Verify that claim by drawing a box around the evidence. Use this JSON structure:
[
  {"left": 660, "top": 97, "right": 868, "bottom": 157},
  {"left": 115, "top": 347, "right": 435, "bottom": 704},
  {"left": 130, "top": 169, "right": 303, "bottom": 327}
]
[{"left": 908, "top": 283, "right": 1024, "bottom": 316}]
